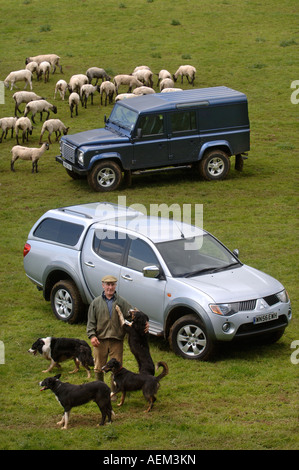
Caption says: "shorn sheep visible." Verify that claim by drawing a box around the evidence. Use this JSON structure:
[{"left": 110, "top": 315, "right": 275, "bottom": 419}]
[
  {"left": 25, "top": 54, "right": 63, "bottom": 74},
  {"left": 132, "top": 69, "right": 154, "bottom": 88},
  {"left": 0, "top": 117, "right": 17, "bottom": 143},
  {"left": 69, "top": 92, "right": 80, "bottom": 118},
  {"left": 113, "top": 75, "right": 143, "bottom": 95},
  {"left": 11, "top": 142, "right": 49, "bottom": 173},
  {"left": 68, "top": 74, "right": 88, "bottom": 94},
  {"left": 100, "top": 81, "right": 116, "bottom": 106},
  {"left": 24, "top": 100, "right": 57, "bottom": 124},
  {"left": 156, "top": 69, "right": 172, "bottom": 86},
  {"left": 80, "top": 84, "right": 100, "bottom": 108},
  {"left": 37, "top": 61, "right": 51, "bottom": 83},
  {"left": 86, "top": 67, "right": 111, "bottom": 85},
  {"left": 173, "top": 65, "right": 196, "bottom": 85},
  {"left": 159, "top": 78, "right": 174, "bottom": 91},
  {"left": 4, "top": 70, "right": 33, "bottom": 91},
  {"left": 114, "top": 93, "right": 137, "bottom": 102},
  {"left": 39, "top": 119, "right": 69, "bottom": 144},
  {"left": 133, "top": 86, "right": 155, "bottom": 95},
  {"left": 15, "top": 117, "right": 34, "bottom": 145},
  {"left": 13, "top": 91, "right": 44, "bottom": 116},
  {"left": 54, "top": 79, "right": 68, "bottom": 101}
]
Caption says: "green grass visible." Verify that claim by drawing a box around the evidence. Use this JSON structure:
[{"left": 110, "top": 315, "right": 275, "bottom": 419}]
[{"left": 0, "top": 0, "right": 298, "bottom": 451}]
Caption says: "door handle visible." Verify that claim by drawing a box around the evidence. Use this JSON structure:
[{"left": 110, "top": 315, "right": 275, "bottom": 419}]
[
  {"left": 84, "top": 261, "right": 95, "bottom": 268},
  {"left": 121, "top": 274, "right": 133, "bottom": 281}
]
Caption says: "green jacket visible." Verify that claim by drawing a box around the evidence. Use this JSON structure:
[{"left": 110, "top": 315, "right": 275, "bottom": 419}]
[{"left": 86, "top": 292, "right": 132, "bottom": 341}]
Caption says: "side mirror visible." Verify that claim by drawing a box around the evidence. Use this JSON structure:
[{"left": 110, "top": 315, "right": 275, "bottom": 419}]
[
  {"left": 233, "top": 249, "right": 239, "bottom": 258},
  {"left": 104, "top": 115, "right": 107, "bottom": 123},
  {"left": 143, "top": 265, "right": 160, "bottom": 279}
]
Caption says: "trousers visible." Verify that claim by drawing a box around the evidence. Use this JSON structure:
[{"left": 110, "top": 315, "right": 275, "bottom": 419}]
[{"left": 93, "top": 338, "right": 123, "bottom": 373}]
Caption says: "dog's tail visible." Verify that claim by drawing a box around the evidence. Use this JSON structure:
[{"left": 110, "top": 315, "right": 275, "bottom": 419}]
[{"left": 155, "top": 361, "right": 169, "bottom": 381}]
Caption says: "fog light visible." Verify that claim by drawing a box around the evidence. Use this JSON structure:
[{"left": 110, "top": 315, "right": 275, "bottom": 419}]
[
  {"left": 288, "top": 308, "right": 292, "bottom": 320},
  {"left": 222, "top": 322, "right": 230, "bottom": 332}
]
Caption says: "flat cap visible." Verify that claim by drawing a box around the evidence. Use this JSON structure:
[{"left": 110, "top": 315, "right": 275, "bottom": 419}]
[{"left": 102, "top": 275, "right": 118, "bottom": 283}]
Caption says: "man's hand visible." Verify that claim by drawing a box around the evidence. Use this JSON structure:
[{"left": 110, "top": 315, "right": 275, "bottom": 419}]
[{"left": 91, "top": 336, "right": 100, "bottom": 347}]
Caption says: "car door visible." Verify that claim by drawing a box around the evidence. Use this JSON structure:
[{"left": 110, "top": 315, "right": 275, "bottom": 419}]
[{"left": 168, "top": 110, "right": 201, "bottom": 163}]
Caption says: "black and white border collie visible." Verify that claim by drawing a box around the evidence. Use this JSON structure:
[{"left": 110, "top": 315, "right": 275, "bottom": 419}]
[{"left": 28, "top": 337, "right": 94, "bottom": 378}]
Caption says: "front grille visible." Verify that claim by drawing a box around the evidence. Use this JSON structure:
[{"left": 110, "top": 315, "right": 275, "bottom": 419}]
[
  {"left": 239, "top": 299, "right": 256, "bottom": 311},
  {"left": 235, "top": 315, "right": 288, "bottom": 337},
  {"left": 61, "top": 142, "right": 76, "bottom": 163}
]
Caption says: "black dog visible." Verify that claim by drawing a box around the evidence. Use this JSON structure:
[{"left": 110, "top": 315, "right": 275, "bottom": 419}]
[
  {"left": 102, "top": 358, "right": 168, "bottom": 412},
  {"left": 39, "top": 374, "right": 113, "bottom": 429},
  {"left": 116, "top": 306, "right": 155, "bottom": 375},
  {"left": 28, "top": 337, "right": 94, "bottom": 378}
]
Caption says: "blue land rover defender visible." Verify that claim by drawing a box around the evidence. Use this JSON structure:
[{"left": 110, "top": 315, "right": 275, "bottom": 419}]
[{"left": 56, "top": 86, "right": 250, "bottom": 191}]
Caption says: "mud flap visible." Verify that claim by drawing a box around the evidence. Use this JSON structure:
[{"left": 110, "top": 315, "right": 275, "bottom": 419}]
[{"left": 235, "top": 153, "right": 248, "bottom": 172}]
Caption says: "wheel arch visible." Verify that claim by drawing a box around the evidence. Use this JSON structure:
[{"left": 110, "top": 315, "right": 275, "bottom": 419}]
[
  {"left": 43, "top": 265, "right": 89, "bottom": 305},
  {"left": 87, "top": 152, "right": 124, "bottom": 171},
  {"left": 198, "top": 141, "right": 233, "bottom": 160}
]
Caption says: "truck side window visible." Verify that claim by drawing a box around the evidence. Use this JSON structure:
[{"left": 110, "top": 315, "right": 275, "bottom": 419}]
[
  {"left": 127, "top": 238, "right": 160, "bottom": 272},
  {"left": 138, "top": 114, "right": 164, "bottom": 136},
  {"left": 170, "top": 111, "right": 196, "bottom": 133},
  {"left": 93, "top": 229, "right": 127, "bottom": 265}
]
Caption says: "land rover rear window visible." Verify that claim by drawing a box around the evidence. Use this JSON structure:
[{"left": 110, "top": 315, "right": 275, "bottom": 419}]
[
  {"left": 34, "top": 218, "right": 84, "bottom": 246},
  {"left": 170, "top": 110, "right": 196, "bottom": 133}
]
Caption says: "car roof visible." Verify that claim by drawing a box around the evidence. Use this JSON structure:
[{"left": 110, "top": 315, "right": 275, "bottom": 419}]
[{"left": 117, "top": 86, "right": 247, "bottom": 113}]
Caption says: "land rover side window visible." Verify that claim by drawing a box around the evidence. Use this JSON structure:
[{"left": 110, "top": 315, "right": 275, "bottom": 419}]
[
  {"left": 138, "top": 114, "right": 164, "bottom": 136},
  {"left": 33, "top": 218, "right": 84, "bottom": 246},
  {"left": 127, "top": 238, "right": 160, "bottom": 272},
  {"left": 93, "top": 229, "right": 127, "bottom": 265},
  {"left": 170, "top": 110, "right": 197, "bottom": 133}
]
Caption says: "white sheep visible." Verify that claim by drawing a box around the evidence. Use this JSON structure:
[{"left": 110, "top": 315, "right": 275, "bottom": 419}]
[
  {"left": 37, "top": 61, "right": 51, "bottom": 83},
  {"left": 24, "top": 99, "right": 57, "bottom": 124},
  {"left": 156, "top": 69, "right": 172, "bottom": 86},
  {"left": 11, "top": 142, "right": 49, "bottom": 173},
  {"left": 69, "top": 92, "right": 80, "bottom": 118},
  {"left": 80, "top": 84, "right": 100, "bottom": 108},
  {"left": 132, "top": 69, "right": 153, "bottom": 88},
  {"left": 15, "top": 117, "right": 33, "bottom": 145},
  {"left": 86, "top": 67, "right": 111, "bottom": 85},
  {"left": 54, "top": 79, "right": 68, "bottom": 101},
  {"left": 173, "top": 65, "right": 196, "bottom": 85},
  {"left": 114, "top": 93, "right": 137, "bottom": 102},
  {"left": 133, "top": 86, "right": 155, "bottom": 95},
  {"left": 159, "top": 78, "right": 174, "bottom": 91},
  {"left": 25, "top": 61, "right": 38, "bottom": 78},
  {"left": 68, "top": 74, "right": 88, "bottom": 94},
  {"left": 39, "top": 119, "right": 69, "bottom": 144},
  {"left": 0, "top": 117, "right": 17, "bottom": 143},
  {"left": 100, "top": 81, "right": 116, "bottom": 106},
  {"left": 161, "top": 87, "right": 183, "bottom": 93},
  {"left": 4, "top": 69, "right": 33, "bottom": 91},
  {"left": 113, "top": 75, "right": 143, "bottom": 95},
  {"left": 13, "top": 91, "right": 44, "bottom": 116},
  {"left": 133, "top": 65, "right": 151, "bottom": 72},
  {"left": 25, "top": 54, "right": 63, "bottom": 74}
]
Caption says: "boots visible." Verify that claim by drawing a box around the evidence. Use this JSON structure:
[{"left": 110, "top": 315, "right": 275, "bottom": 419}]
[{"left": 95, "top": 371, "right": 104, "bottom": 381}]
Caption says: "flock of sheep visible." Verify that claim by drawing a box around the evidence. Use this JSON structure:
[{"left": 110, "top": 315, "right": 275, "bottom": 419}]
[{"left": 1, "top": 53, "right": 197, "bottom": 173}]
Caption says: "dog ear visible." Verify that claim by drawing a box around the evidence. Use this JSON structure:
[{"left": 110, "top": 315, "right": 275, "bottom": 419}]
[{"left": 54, "top": 374, "right": 61, "bottom": 380}]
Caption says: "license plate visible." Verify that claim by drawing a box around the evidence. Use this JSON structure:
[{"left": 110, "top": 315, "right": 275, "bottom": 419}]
[
  {"left": 63, "top": 161, "right": 72, "bottom": 171},
  {"left": 253, "top": 312, "right": 278, "bottom": 324}
]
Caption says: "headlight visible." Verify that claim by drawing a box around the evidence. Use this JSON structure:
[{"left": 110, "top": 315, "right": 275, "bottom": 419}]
[
  {"left": 277, "top": 289, "right": 289, "bottom": 303},
  {"left": 78, "top": 151, "right": 84, "bottom": 165},
  {"left": 209, "top": 303, "right": 239, "bottom": 316}
]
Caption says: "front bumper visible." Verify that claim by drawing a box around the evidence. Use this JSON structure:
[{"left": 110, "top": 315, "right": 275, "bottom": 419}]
[{"left": 56, "top": 155, "right": 88, "bottom": 176}]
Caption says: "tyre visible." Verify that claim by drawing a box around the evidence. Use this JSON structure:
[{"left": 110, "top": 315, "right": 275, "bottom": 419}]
[
  {"left": 87, "top": 161, "right": 122, "bottom": 192},
  {"left": 199, "top": 149, "right": 230, "bottom": 180},
  {"left": 50, "top": 280, "right": 84, "bottom": 323},
  {"left": 169, "top": 314, "right": 215, "bottom": 360}
]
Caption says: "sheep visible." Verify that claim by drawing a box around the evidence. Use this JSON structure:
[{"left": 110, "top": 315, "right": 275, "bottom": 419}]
[
  {"left": 4, "top": 69, "right": 33, "bottom": 91},
  {"left": 133, "top": 65, "right": 151, "bottom": 72},
  {"left": 114, "top": 93, "right": 137, "bottom": 102},
  {"left": 54, "top": 79, "right": 68, "bottom": 101},
  {"left": 161, "top": 87, "right": 183, "bottom": 93},
  {"left": 68, "top": 74, "right": 88, "bottom": 94},
  {"left": 100, "top": 81, "right": 116, "bottom": 106},
  {"left": 11, "top": 142, "right": 49, "bottom": 173},
  {"left": 69, "top": 92, "right": 80, "bottom": 118},
  {"left": 132, "top": 69, "right": 153, "bottom": 88},
  {"left": 156, "top": 69, "right": 172, "bottom": 86},
  {"left": 0, "top": 117, "right": 17, "bottom": 143},
  {"left": 37, "top": 61, "right": 51, "bottom": 83},
  {"left": 133, "top": 86, "right": 155, "bottom": 95},
  {"left": 39, "top": 119, "right": 69, "bottom": 144},
  {"left": 80, "top": 84, "right": 100, "bottom": 108},
  {"left": 25, "top": 54, "right": 62, "bottom": 74},
  {"left": 113, "top": 75, "right": 143, "bottom": 95},
  {"left": 15, "top": 117, "right": 33, "bottom": 145},
  {"left": 24, "top": 99, "right": 57, "bottom": 124},
  {"left": 25, "top": 61, "right": 38, "bottom": 78},
  {"left": 173, "top": 65, "right": 196, "bottom": 85},
  {"left": 86, "top": 67, "right": 111, "bottom": 85},
  {"left": 12, "top": 91, "right": 44, "bottom": 116},
  {"left": 159, "top": 78, "right": 174, "bottom": 91}
]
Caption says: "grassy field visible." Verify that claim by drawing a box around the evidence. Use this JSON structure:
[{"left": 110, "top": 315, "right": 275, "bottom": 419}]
[{"left": 0, "top": 0, "right": 298, "bottom": 451}]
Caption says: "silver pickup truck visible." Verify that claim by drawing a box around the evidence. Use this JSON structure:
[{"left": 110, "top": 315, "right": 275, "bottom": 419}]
[{"left": 23, "top": 202, "right": 291, "bottom": 360}]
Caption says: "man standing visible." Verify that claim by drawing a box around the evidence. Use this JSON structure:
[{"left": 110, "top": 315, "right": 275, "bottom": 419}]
[{"left": 87, "top": 275, "right": 132, "bottom": 381}]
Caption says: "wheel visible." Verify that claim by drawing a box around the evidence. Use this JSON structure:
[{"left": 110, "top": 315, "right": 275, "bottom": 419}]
[
  {"left": 169, "top": 314, "right": 215, "bottom": 360},
  {"left": 199, "top": 149, "right": 230, "bottom": 180},
  {"left": 87, "top": 161, "right": 122, "bottom": 192},
  {"left": 50, "top": 280, "right": 84, "bottom": 323}
]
